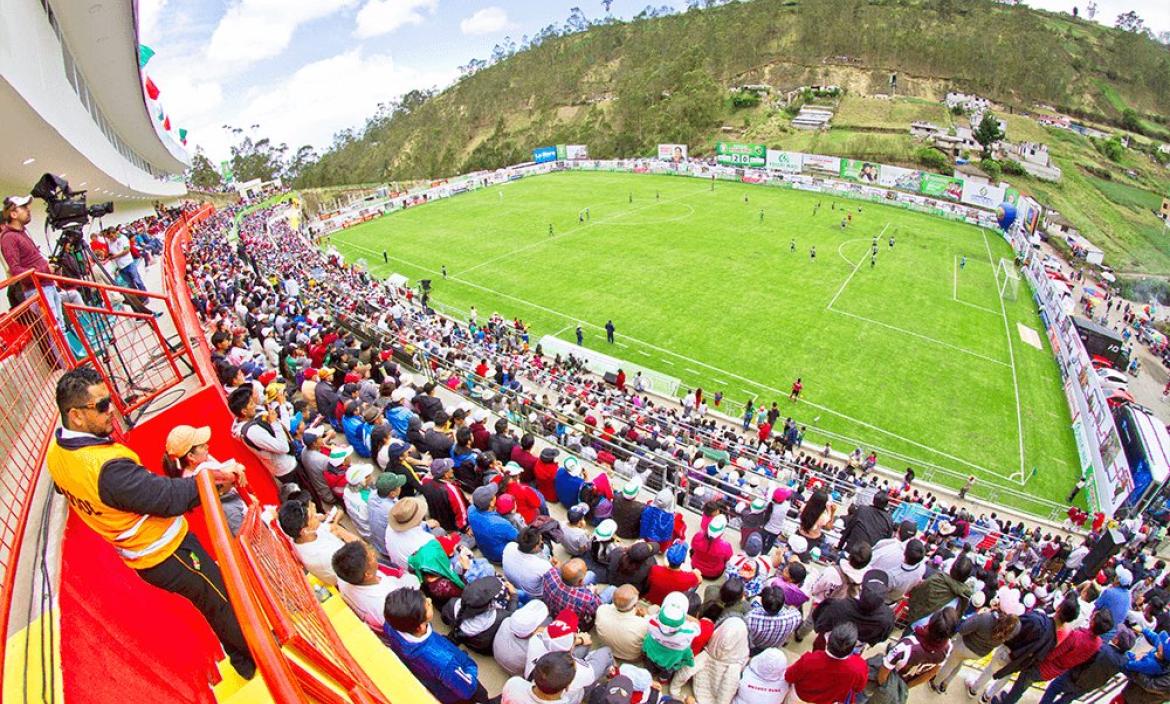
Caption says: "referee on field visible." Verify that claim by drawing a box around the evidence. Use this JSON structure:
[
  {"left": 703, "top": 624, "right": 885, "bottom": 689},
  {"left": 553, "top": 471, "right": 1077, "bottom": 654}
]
[{"left": 46, "top": 368, "right": 256, "bottom": 678}]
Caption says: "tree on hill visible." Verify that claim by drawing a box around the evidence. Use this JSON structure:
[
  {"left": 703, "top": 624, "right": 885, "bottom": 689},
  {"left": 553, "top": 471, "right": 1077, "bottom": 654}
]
[
  {"left": 187, "top": 147, "right": 222, "bottom": 190},
  {"left": 974, "top": 112, "right": 1005, "bottom": 158},
  {"left": 225, "top": 126, "right": 287, "bottom": 183},
  {"left": 1115, "top": 11, "right": 1145, "bottom": 33}
]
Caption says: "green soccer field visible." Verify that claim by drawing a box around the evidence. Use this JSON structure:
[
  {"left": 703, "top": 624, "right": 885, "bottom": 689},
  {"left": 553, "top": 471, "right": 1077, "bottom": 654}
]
[{"left": 329, "top": 171, "right": 1080, "bottom": 513}]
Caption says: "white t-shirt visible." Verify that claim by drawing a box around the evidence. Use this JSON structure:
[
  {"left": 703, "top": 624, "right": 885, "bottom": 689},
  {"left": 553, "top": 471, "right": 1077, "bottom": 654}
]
[
  {"left": 344, "top": 487, "right": 371, "bottom": 539},
  {"left": 109, "top": 234, "right": 134, "bottom": 269},
  {"left": 292, "top": 525, "right": 346, "bottom": 585},
  {"left": 383, "top": 525, "right": 437, "bottom": 570},
  {"left": 733, "top": 670, "right": 790, "bottom": 704},
  {"left": 500, "top": 677, "right": 566, "bottom": 704},
  {"left": 502, "top": 543, "right": 553, "bottom": 596},
  {"left": 338, "top": 572, "right": 421, "bottom": 629}
]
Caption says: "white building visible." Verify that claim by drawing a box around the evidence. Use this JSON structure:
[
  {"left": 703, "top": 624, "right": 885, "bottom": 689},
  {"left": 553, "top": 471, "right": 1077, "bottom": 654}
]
[
  {"left": 945, "top": 92, "right": 991, "bottom": 114},
  {"left": 0, "top": 0, "right": 189, "bottom": 227}
]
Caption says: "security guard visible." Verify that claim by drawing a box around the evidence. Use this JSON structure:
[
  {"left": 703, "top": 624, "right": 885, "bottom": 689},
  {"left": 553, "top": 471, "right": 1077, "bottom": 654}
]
[{"left": 46, "top": 368, "right": 256, "bottom": 678}]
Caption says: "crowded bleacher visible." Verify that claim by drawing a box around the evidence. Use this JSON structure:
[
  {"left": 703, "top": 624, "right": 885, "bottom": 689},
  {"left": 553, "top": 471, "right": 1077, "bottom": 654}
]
[{"left": 171, "top": 199, "right": 1170, "bottom": 704}]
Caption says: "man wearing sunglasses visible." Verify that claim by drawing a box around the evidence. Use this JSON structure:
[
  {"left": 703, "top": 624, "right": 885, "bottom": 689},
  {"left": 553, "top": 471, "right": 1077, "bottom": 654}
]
[{"left": 46, "top": 368, "right": 256, "bottom": 679}]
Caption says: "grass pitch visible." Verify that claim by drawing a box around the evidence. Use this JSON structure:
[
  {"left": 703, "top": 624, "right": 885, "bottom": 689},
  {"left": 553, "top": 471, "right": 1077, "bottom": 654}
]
[{"left": 330, "top": 171, "right": 1079, "bottom": 511}]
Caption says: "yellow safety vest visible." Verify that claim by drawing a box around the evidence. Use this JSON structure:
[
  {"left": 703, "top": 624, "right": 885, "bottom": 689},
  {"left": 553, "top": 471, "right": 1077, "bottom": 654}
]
[{"left": 46, "top": 435, "right": 188, "bottom": 570}]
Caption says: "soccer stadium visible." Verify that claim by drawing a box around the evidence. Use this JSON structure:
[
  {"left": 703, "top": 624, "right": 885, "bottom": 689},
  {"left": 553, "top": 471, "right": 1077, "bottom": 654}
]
[{"left": 2, "top": 1, "right": 1170, "bottom": 704}]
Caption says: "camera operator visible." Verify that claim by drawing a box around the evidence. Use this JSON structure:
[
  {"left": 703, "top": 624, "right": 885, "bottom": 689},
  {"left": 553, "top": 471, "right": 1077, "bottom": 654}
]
[{"left": 1, "top": 194, "right": 66, "bottom": 329}]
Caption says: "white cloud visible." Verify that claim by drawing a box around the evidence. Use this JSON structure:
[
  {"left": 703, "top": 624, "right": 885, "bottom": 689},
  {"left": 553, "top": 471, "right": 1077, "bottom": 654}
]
[
  {"left": 137, "top": 0, "right": 167, "bottom": 41},
  {"left": 354, "top": 0, "right": 437, "bottom": 39},
  {"left": 460, "top": 6, "right": 509, "bottom": 35},
  {"left": 206, "top": 0, "right": 358, "bottom": 70},
  {"left": 192, "top": 49, "right": 455, "bottom": 160}
]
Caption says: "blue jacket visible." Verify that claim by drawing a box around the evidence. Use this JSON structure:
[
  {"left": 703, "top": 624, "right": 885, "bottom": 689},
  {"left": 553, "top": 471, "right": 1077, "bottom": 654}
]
[
  {"left": 1126, "top": 630, "right": 1170, "bottom": 676},
  {"left": 555, "top": 468, "right": 586, "bottom": 508},
  {"left": 383, "top": 626, "right": 478, "bottom": 703},
  {"left": 640, "top": 505, "right": 676, "bottom": 544},
  {"left": 467, "top": 506, "right": 517, "bottom": 563},
  {"left": 342, "top": 415, "right": 372, "bottom": 457},
  {"left": 385, "top": 406, "right": 414, "bottom": 440}
]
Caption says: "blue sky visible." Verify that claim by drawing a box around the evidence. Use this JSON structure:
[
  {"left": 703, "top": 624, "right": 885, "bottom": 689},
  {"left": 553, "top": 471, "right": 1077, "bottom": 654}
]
[{"left": 138, "top": 0, "right": 1169, "bottom": 165}]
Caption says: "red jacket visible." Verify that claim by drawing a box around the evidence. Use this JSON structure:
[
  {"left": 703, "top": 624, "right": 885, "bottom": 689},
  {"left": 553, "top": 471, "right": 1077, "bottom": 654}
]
[
  {"left": 504, "top": 482, "right": 542, "bottom": 524},
  {"left": 786, "top": 650, "right": 868, "bottom": 704},
  {"left": 470, "top": 421, "right": 491, "bottom": 451},
  {"left": 1038, "top": 627, "right": 1100, "bottom": 680},
  {"left": 533, "top": 459, "right": 559, "bottom": 502}
]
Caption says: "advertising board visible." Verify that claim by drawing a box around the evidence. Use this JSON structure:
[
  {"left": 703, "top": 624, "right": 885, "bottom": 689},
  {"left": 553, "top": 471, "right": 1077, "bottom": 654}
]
[
  {"left": 533, "top": 146, "right": 557, "bottom": 164},
  {"left": 765, "top": 149, "right": 803, "bottom": 173},
  {"left": 657, "top": 144, "right": 688, "bottom": 162},
  {"left": 715, "top": 141, "right": 766, "bottom": 168}
]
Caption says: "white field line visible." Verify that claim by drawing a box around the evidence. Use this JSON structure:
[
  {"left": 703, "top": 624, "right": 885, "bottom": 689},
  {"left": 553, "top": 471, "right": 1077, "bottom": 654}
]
[
  {"left": 953, "top": 255, "right": 1000, "bottom": 315},
  {"left": 339, "top": 240, "right": 1007, "bottom": 479},
  {"left": 453, "top": 186, "right": 709, "bottom": 278},
  {"left": 828, "top": 225, "right": 886, "bottom": 309},
  {"left": 983, "top": 229, "right": 1027, "bottom": 484},
  {"left": 828, "top": 308, "right": 1012, "bottom": 367}
]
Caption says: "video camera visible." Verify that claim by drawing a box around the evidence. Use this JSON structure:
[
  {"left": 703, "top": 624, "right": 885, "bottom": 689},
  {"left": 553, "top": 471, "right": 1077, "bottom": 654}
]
[{"left": 30, "top": 173, "right": 113, "bottom": 231}]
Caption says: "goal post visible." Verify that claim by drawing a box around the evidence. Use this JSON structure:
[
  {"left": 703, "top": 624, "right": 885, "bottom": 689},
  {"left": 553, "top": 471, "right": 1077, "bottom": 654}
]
[{"left": 995, "top": 258, "right": 1020, "bottom": 301}]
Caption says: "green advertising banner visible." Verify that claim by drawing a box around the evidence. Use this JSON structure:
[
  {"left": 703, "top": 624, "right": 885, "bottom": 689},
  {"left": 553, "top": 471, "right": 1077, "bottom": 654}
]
[
  {"left": 556, "top": 144, "right": 567, "bottom": 160},
  {"left": 219, "top": 159, "right": 235, "bottom": 183},
  {"left": 839, "top": 159, "right": 881, "bottom": 184},
  {"left": 715, "top": 141, "right": 766, "bottom": 168},
  {"left": 919, "top": 173, "right": 964, "bottom": 202},
  {"left": 1003, "top": 188, "right": 1021, "bottom": 206}
]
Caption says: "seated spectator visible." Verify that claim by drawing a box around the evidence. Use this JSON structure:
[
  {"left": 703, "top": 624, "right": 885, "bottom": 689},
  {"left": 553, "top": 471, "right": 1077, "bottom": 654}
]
[
  {"left": 736, "top": 497, "right": 770, "bottom": 550},
  {"left": 595, "top": 584, "right": 649, "bottom": 663},
  {"left": 674, "top": 617, "right": 751, "bottom": 704},
  {"left": 559, "top": 503, "right": 593, "bottom": 557},
  {"left": 645, "top": 542, "right": 702, "bottom": 606},
  {"left": 299, "top": 430, "right": 338, "bottom": 508},
  {"left": 278, "top": 499, "right": 356, "bottom": 585},
  {"left": 734, "top": 649, "right": 789, "bottom": 704},
  {"left": 343, "top": 465, "right": 374, "bottom": 540},
  {"left": 501, "top": 651, "right": 577, "bottom": 704},
  {"left": 643, "top": 591, "right": 701, "bottom": 684},
  {"left": 812, "top": 570, "right": 894, "bottom": 650},
  {"left": 613, "top": 479, "right": 646, "bottom": 540},
  {"left": 494, "top": 600, "right": 550, "bottom": 677},
  {"left": 641, "top": 488, "right": 686, "bottom": 551},
  {"left": 504, "top": 526, "right": 556, "bottom": 599},
  {"left": 510, "top": 433, "right": 538, "bottom": 478},
  {"left": 555, "top": 456, "right": 587, "bottom": 508},
  {"left": 468, "top": 409, "right": 491, "bottom": 451},
  {"left": 770, "top": 559, "right": 809, "bottom": 613},
  {"left": 702, "top": 577, "right": 749, "bottom": 622},
  {"left": 382, "top": 588, "right": 486, "bottom": 704},
  {"left": 608, "top": 541, "right": 658, "bottom": 595},
  {"left": 162, "top": 424, "right": 247, "bottom": 535},
  {"left": 691, "top": 515, "right": 734, "bottom": 580},
  {"left": 441, "top": 575, "right": 516, "bottom": 655},
  {"left": 228, "top": 385, "right": 298, "bottom": 483},
  {"left": 332, "top": 540, "right": 419, "bottom": 630},
  {"left": 784, "top": 622, "right": 868, "bottom": 704},
  {"left": 542, "top": 559, "right": 604, "bottom": 632},
  {"left": 499, "top": 462, "right": 542, "bottom": 525},
  {"left": 384, "top": 497, "right": 439, "bottom": 569},
  {"left": 586, "top": 519, "right": 618, "bottom": 584},
  {"left": 746, "top": 586, "right": 803, "bottom": 653},
  {"left": 884, "top": 539, "right": 927, "bottom": 604},
  {"left": 468, "top": 484, "right": 518, "bottom": 564},
  {"left": 420, "top": 458, "right": 470, "bottom": 534},
  {"left": 725, "top": 533, "right": 771, "bottom": 598},
  {"left": 408, "top": 538, "right": 467, "bottom": 609},
  {"left": 525, "top": 609, "right": 613, "bottom": 696},
  {"left": 532, "top": 447, "right": 560, "bottom": 502},
  {"left": 490, "top": 418, "right": 516, "bottom": 463},
  {"left": 368, "top": 472, "right": 405, "bottom": 559}
]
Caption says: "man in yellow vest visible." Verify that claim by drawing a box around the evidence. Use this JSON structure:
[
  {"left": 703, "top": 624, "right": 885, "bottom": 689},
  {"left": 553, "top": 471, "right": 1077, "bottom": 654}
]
[{"left": 46, "top": 368, "right": 256, "bottom": 678}]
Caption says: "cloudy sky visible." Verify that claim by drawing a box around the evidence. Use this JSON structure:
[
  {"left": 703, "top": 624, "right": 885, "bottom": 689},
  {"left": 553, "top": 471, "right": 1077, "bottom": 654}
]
[{"left": 138, "top": 0, "right": 1169, "bottom": 165}]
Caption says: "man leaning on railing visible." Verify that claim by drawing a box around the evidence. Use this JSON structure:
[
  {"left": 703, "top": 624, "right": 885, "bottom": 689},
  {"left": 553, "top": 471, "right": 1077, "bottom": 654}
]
[{"left": 46, "top": 367, "right": 257, "bottom": 679}]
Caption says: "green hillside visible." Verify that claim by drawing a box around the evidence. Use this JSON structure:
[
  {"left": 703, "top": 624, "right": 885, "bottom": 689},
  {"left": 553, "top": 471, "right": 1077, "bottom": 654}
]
[{"left": 296, "top": 0, "right": 1170, "bottom": 272}]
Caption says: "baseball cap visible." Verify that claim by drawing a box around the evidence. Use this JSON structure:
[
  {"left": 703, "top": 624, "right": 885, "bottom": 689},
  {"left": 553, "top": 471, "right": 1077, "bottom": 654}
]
[
  {"left": 568, "top": 503, "right": 590, "bottom": 523},
  {"left": 166, "top": 425, "right": 212, "bottom": 458},
  {"left": 546, "top": 609, "right": 579, "bottom": 639},
  {"left": 621, "top": 479, "right": 641, "bottom": 499},
  {"left": 328, "top": 447, "right": 353, "bottom": 466},
  {"left": 375, "top": 472, "right": 406, "bottom": 493},
  {"left": 659, "top": 592, "right": 688, "bottom": 630},
  {"left": 346, "top": 465, "right": 373, "bottom": 485},
  {"left": 3, "top": 195, "right": 32, "bottom": 210},
  {"left": 707, "top": 514, "right": 728, "bottom": 538},
  {"left": 594, "top": 519, "right": 617, "bottom": 541}
]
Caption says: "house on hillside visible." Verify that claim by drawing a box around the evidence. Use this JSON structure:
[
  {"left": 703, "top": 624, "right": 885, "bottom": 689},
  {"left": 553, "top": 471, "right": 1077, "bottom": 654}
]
[
  {"left": 1044, "top": 211, "right": 1080, "bottom": 240},
  {"left": 1036, "top": 113, "right": 1071, "bottom": 129},
  {"left": 910, "top": 121, "right": 941, "bottom": 139},
  {"left": 945, "top": 92, "right": 991, "bottom": 114},
  {"left": 792, "top": 106, "right": 833, "bottom": 130},
  {"left": 954, "top": 162, "right": 991, "bottom": 184},
  {"left": 995, "top": 141, "right": 1063, "bottom": 181},
  {"left": 1160, "top": 196, "right": 1169, "bottom": 222}
]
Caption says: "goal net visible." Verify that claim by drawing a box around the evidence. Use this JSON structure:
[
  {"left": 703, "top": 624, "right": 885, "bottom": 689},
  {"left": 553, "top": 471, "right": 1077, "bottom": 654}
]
[{"left": 996, "top": 258, "right": 1020, "bottom": 301}]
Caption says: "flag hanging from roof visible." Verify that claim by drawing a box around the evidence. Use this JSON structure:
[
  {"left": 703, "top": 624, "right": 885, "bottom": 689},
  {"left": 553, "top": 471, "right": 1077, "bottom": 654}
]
[
  {"left": 156, "top": 107, "right": 165, "bottom": 122},
  {"left": 163, "top": 116, "right": 171, "bottom": 131},
  {"left": 138, "top": 44, "right": 155, "bottom": 68},
  {"left": 144, "top": 75, "right": 160, "bottom": 100},
  {"left": 178, "top": 128, "right": 188, "bottom": 144}
]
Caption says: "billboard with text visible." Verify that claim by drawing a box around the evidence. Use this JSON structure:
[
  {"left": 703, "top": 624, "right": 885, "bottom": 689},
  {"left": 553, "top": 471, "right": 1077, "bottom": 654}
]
[
  {"left": 765, "top": 150, "right": 803, "bottom": 172},
  {"left": 566, "top": 144, "right": 589, "bottom": 160},
  {"left": 802, "top": 154, "right": 841, "bottom": 176},
  {"left": 877, "top": 165, "right": 922, "bottom": 192},
  {"left": 715, "top": 141, "right": 766, "bottom": 168},
  {"left": 920, "top": 173, "right": 964, "bottom": 202},
  {"left": 960, "top": 180, "right": 1008, "bottom": 209},
  {"left": 533, "top": 146, "right": 557, "bottom": 164}
]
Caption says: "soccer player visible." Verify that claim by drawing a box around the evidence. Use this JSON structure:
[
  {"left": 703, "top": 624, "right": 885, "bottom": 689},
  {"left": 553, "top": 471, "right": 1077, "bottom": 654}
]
[
  {"left": 441, "top": 265, "right": 447, "bottom": 279},
  {"left": 871, "top": 253, "right": 876, "bottom": 268},
  {"left": 585, "top": 207, "right": 590, "bottom": 220},
  {"left": 382, "top": 250, "right": 388, "bottom": 263},
  {"left": 576, "top": 325, "right": 584, "bottom": 345},
  {"left": 960, "top": 255, "right": 967, "bottom": 269},
  {"left": 744, "top": 194, "right": 749, "bottom": 204},
  {"left": 605, "top": 320, "right": 615, "bottom": 344},
  {"left": 889, "top": 234, "right": 895, "bottom": 248},
  {"left": 790, "top": 239, "right": 796, "bottom": 252},
  {"left": 810, "top": 246, "right": 816, "bottom": 260},
  {"left": 579, "top": 212, "right": 584, "bottom": 224},
  {"left": 629, "top": 193, "right": 633, "bottom": 204},
  {"left": 841, "top": 218, "right": 847, "bottom": 230},
  {"left": 790, "top": 377, "right": 803, "bottom": 401},
  {"left": 548, "top": 224, "right": 554, "bottom": 236},
  {"left": 759, "top": 209, "right": 765, "bottom": 223},
  {"left": 656, "top": 191, "right": 660, "bottom": 201}
]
